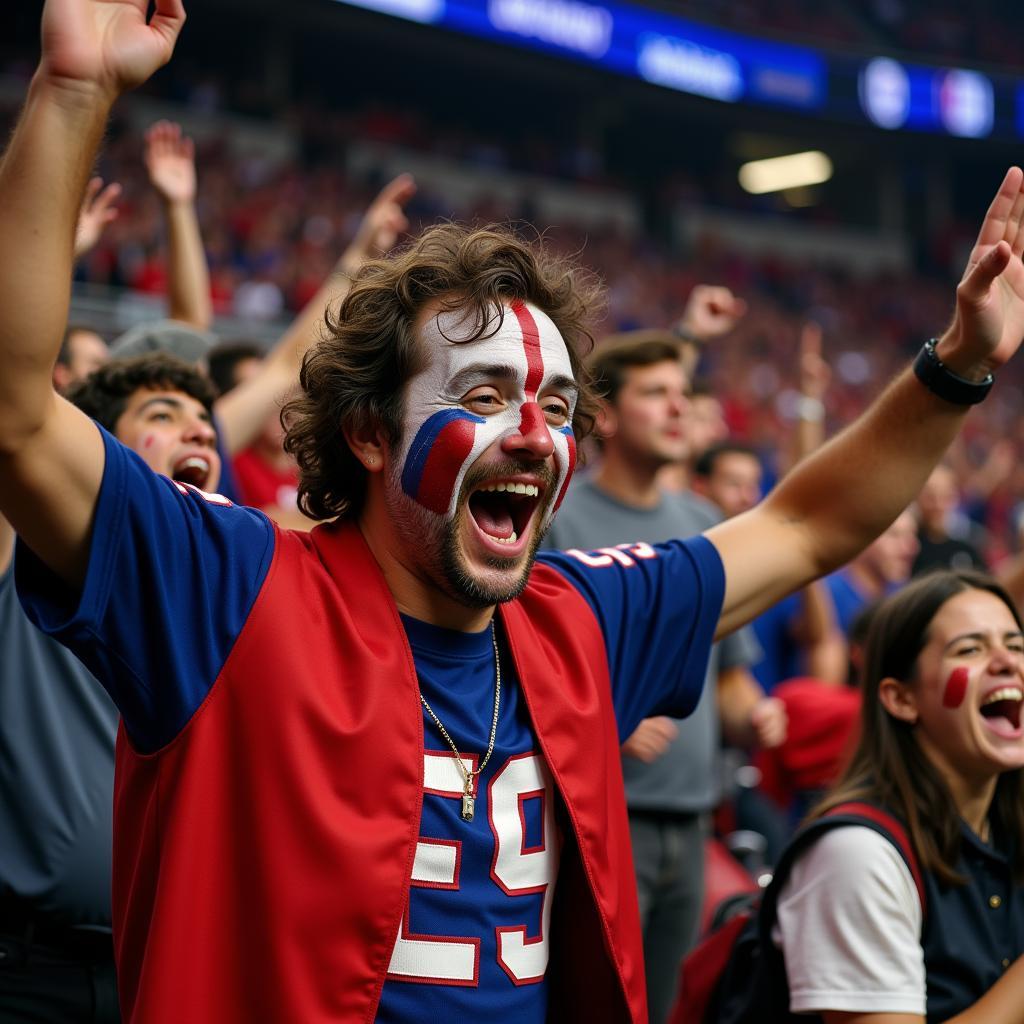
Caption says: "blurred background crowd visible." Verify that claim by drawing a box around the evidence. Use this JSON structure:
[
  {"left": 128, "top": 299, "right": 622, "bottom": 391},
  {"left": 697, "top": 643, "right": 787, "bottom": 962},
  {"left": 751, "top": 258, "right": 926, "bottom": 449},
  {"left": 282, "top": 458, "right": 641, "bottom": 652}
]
[{"left": 7, "top": 0, "right": 1024, "bottom": 566}]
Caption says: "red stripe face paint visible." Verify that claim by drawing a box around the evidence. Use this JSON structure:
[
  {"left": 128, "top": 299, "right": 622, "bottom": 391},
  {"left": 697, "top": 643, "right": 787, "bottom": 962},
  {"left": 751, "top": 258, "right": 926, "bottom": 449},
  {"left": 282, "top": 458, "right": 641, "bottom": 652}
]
[
  {"left": 943, "top": 666, "right": 970, "bottom": 709},
  {"left": 516, "top": 402, "right": 553, "bottom": 456},
  {"left": 398, "top": 302, "right": 577, "bottom": 523},
  {"left": 512, "top": 301, "right": 545, "bottom": 399}
]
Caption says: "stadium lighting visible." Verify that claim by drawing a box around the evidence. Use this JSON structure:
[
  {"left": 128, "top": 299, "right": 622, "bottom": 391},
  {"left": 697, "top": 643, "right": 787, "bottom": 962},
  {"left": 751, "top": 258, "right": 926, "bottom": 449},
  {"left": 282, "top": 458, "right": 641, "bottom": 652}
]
[{"left": 738, "top": 150, "right": 833, "bottom": 195}]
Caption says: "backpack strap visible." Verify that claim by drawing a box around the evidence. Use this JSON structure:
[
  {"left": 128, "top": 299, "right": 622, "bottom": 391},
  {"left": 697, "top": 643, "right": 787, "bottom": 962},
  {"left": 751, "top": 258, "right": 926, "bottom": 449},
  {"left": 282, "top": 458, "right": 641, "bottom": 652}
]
[
  {"left": 756, "top": 800, "right": 926, "bottom": 949},
  {"left": 823, "top": 801, "right": 926, "bottom": 913}
]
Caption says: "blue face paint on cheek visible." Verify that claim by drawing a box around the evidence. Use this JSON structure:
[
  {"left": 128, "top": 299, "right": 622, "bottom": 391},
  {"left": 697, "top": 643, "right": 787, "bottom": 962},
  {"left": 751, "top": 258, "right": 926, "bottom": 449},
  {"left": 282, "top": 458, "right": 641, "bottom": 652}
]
[{"left": 401, "top": 409, "right": 485, "bottom": 515}]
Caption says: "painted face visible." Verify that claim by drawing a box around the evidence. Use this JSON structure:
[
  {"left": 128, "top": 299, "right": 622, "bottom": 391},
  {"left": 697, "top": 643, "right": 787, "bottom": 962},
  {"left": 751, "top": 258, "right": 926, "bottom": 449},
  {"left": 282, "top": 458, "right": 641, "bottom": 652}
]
[
  {"left": 398, "top": 300, "right": 577, "bottom": 533},
  {"left": 909, "top": 588, "right": 1024, "bottom": 781},
  {"left": 386, "top": 300, "right": 578, "bottom": 608}
]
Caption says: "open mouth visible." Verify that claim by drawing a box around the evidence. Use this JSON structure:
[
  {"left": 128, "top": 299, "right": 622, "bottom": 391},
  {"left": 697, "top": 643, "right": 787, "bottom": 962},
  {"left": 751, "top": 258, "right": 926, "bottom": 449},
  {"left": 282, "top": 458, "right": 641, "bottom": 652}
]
[
  {"left": 467, "top": 480, "right": 544, "bottom": 550},
  {"left": 172, "top": 455, "right": 213, "bottom": 490},
  {"left": 980, "top": 687, "right": 1024, "bottom": 733}
]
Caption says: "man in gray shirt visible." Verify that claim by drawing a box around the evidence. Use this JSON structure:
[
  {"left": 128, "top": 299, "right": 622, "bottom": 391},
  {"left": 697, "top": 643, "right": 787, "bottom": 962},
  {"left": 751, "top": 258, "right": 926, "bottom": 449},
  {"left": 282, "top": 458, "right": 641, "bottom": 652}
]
[
  {"left": 0, "top": 514, "right": 120, "bottom": 1021},
  {"left": 544, "top": 334, "right": 784, "bottom": 1024}
]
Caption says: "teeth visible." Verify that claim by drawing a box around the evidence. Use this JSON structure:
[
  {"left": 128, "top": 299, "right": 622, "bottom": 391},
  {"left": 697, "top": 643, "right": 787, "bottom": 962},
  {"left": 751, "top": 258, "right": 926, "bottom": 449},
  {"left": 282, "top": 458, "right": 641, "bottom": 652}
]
[
  {"left": 983, "top": 687, "right": 1024, "bottom": 706},
  {"left": 490, "top": 530, "right": 518, "bottom": 545},
  {"left": 178, "top": 457, "right": 210, "bottom": 473},
  {"left": 479, "top": 482, "right": 539, "bottom": 497}
]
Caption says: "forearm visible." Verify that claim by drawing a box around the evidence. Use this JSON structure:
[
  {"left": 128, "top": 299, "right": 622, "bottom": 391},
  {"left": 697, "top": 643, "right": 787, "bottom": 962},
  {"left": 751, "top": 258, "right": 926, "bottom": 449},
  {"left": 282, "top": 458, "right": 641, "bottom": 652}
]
[
  {"left": 945, "top": 955, "right": 1024, "bottom": 1023},
  {"left": 0, "top": 76, "right": 111, "bottom": 445},
  {"left": 804, "top": 629, "right": 848, "bottom": 685},
  {"left": 794, "top": 402, "right": 825, "bottom": 465},
  {"left": 767, "top": 366, "right": 965, "bottom": 578},
  {"left": 796, "top": 582, "right": 847, "bottom": 685},
  {"left": 0, "top": 513, "right": 14, "bottom": 575},
  {"left": 711, "top": 364, "right": 968, "bottom": 637},
  {"left": 717, "top": 667, "right": 763, "bottom": 746},
  {"left": 216, "top": 253, "right": 355, "bottom": 455},
  {"left": 162, "top": 198, "right": 213, "bottom": 329}
]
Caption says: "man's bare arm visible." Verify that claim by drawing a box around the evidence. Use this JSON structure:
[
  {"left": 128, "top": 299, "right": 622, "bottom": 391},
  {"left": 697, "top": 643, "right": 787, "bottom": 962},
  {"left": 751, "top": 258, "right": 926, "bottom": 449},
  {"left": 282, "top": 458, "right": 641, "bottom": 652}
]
[
  {"left": 215, "top": 173, "right": 415, "bottom": 455},
  {"left": 144, "top": 119, "right": 212, "bottom": 329},
  {"left": 0, "top": 0, "right": 185, "bottom": 587},
  {"left": 0, "top": 514, "right": 14, "bottom": 577},
  {"left": 709, "top": 167, "right": 1024, "bottom": 638}
]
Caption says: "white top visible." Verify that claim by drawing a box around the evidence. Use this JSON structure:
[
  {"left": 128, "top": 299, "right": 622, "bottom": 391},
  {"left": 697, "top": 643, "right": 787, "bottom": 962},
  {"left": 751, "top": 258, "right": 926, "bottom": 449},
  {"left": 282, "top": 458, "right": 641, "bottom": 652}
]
[{"left": 773, "top": 826, "right": 926, "bottom": 1016}]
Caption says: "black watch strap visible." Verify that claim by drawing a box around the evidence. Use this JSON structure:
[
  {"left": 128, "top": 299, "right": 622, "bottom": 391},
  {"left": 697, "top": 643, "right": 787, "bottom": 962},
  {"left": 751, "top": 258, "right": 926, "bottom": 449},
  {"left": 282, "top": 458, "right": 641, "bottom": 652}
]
[{"left": 913, "top": 338, "right": 993, "bottom": 405}]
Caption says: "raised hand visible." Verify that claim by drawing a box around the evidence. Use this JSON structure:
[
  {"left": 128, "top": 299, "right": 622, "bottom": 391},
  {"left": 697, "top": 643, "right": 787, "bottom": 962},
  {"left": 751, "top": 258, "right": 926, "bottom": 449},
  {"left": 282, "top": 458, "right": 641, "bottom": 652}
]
[
  {"left": 40, "top": 0, "right": 185, "bottom": 99},
  {"left": 74, "top": 176, "right": 121, "bottom": 259},
  {"left": 144, "top": 121, "right": 196, "bottom": 205},
  {"left": 798, "top": 321, "right": 830, "bottom": 401},
  {"left": 346, "top": 174, "right": 417, "bottom": 266},
  {"left": 677, "top": 284, "right": 748, "bottom": 343},
  {"left": 943, "top": 166, "right": 1024, "bottom": 375}
]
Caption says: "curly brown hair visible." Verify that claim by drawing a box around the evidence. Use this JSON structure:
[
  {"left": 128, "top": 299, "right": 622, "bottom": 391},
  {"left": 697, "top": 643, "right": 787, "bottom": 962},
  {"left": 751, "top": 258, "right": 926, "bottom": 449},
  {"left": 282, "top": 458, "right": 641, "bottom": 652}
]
[
  {"left": 66, "top": 352, "right": 216, "bottom": 434},
  {"left": 283, "top": 223, "right": 605, "bottom": 521}
]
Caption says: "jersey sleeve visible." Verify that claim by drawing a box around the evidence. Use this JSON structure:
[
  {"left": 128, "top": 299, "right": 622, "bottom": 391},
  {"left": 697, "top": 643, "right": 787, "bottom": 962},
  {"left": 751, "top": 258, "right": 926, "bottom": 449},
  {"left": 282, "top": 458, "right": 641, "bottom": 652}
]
[
  {"left": 536, "top": 536, "right": 725, "bottom": 738},
  {"left": 15, "top": 423, "right": 275, "bottom": 753},
  {"left": 774, "top": 826, "right": 926, "bottom": 1016}
]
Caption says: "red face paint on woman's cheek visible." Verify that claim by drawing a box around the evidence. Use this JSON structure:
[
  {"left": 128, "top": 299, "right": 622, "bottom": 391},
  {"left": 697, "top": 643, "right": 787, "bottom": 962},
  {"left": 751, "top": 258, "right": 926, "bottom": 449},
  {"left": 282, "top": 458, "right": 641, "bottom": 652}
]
[
  {"left": 142, "top": 434, "right": 155, "bottom": 450},
  {"left": 942, "top": 666, "right": 970, "bottom": 708}
]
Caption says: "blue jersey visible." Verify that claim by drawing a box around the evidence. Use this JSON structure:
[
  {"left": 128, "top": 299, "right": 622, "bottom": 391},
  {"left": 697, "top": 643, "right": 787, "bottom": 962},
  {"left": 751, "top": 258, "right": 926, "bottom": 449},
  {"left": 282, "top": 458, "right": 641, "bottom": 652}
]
[{"left": 17, "top": 426, "right": 725, "bottom": 1022}]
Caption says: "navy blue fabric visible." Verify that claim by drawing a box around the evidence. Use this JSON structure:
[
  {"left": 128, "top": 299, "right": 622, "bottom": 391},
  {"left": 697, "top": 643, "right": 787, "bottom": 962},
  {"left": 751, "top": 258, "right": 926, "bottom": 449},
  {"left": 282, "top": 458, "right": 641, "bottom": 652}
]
[
  {"left": 750, "top": 593, "right": 802, "bottom": 692},
  {"left": 378, "top": 615, "right": 553, "bottom": 1021},
  {"left": 920, "top": 821, "right": 1024, "bottom": 1021},
  {"left": 537, "top": 540, "right": 725, "bottom": 739},
  {"left": 16, "top": 424, "right": 274, "bottom": 752}
]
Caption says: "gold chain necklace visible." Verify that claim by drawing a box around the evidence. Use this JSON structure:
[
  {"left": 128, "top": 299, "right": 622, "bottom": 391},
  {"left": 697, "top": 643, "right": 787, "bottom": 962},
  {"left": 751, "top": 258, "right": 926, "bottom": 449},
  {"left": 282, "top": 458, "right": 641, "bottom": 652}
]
[{"left": 419, "top": 621, "right": 502, "bottom": 822}]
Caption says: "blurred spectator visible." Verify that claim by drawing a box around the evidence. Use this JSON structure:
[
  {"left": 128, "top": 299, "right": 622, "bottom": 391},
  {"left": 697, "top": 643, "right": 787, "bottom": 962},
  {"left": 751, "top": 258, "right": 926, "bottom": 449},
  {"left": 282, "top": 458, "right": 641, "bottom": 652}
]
[
  {"left": 827, "top": 509, "right": 920, "bottom": 634},
  {"left": 913, "top": 463, "right": 988, "bottom": 575},
  {"left": 53, "top": 325, "right": 110, "bottom": 394}
]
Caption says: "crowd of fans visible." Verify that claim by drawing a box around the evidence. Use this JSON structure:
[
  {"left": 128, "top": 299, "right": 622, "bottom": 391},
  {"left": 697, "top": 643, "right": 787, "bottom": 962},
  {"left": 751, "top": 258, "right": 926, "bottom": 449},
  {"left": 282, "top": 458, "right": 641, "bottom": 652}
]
[{"left": 14, "top": 99, "right": 1014, "bottom": 571}]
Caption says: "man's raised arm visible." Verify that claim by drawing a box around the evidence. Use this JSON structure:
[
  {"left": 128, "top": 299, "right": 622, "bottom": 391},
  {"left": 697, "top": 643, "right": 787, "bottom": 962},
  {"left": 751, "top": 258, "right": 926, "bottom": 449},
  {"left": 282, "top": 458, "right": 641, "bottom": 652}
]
[
  {"left": 215, "top": 173, "right": 415, "bottom": 455},
  {"left": 0, "top": 0, "right": 185, "bottom": 586},
  {"left": 710, "top": 167, "right": 1024, "bottom": 637}
]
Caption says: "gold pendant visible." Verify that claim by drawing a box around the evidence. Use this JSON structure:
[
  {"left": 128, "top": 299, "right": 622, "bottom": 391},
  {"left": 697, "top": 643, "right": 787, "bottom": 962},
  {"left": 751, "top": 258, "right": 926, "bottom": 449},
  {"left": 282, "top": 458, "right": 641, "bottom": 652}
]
[{"left": 461, "top": 792, "right": 475, "bottom": 821}]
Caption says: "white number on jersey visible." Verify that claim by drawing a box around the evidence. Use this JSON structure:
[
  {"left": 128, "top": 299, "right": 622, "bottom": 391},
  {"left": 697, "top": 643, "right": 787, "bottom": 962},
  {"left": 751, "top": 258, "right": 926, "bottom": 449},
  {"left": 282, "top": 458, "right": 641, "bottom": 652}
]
[
  {"left": 387, "top": 750, "right": 559, "bottom": 986},
  {"left": 565, "top": 541, "right": 657, "bottom": 568}
]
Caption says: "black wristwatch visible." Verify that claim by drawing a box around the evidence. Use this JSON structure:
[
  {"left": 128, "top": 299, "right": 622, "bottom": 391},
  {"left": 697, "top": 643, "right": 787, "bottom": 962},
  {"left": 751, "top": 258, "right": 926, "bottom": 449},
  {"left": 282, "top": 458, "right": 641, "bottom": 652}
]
[{"left": 912, "top": 338, "right": 994, "bottom": 405}]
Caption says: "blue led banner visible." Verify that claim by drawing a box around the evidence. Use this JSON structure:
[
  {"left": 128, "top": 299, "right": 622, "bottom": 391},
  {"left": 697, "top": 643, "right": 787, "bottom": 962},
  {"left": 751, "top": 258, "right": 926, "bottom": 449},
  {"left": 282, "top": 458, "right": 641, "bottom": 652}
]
[{"left": 332, "top": 0, "right": 1023, "bottom": 139}]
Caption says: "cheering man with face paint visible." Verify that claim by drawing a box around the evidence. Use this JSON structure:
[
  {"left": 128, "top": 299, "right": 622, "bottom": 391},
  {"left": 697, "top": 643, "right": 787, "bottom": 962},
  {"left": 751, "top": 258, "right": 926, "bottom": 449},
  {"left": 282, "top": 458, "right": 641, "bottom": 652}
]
[{"left": 7, "top": 4, "right": 1024, "bottom": 1023}]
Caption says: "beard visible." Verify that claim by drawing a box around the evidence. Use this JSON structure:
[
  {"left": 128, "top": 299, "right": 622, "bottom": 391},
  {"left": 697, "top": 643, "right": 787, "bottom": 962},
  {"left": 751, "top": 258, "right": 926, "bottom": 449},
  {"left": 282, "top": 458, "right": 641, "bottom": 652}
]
[{"left": 384, "top": 457, "right": 555, "bottom": 609}]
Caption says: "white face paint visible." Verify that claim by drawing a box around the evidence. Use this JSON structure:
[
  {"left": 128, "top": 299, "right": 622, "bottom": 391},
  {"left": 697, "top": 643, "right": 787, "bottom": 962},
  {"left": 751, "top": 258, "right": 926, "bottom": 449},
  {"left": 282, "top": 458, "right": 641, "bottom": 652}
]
[{"left": 397, "top": 300, "right": 578, "bottom": 534}]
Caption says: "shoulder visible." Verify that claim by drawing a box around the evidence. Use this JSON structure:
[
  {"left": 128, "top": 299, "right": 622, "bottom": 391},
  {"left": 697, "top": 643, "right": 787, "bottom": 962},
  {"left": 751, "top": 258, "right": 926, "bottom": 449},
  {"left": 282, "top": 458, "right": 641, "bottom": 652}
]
[
  {"left": 775, "top": 824, "right": 926, "bottom": 1017},
  {"left": 779, "top": 824, "right": 921, "bottom": 929}
]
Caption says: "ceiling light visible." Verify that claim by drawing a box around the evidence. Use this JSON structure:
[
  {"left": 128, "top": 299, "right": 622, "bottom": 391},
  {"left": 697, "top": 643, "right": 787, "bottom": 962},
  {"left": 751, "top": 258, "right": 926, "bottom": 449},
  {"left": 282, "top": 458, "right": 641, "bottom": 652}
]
[{"left": 738, "top": 151, "right": 833, "bottom": 195}]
